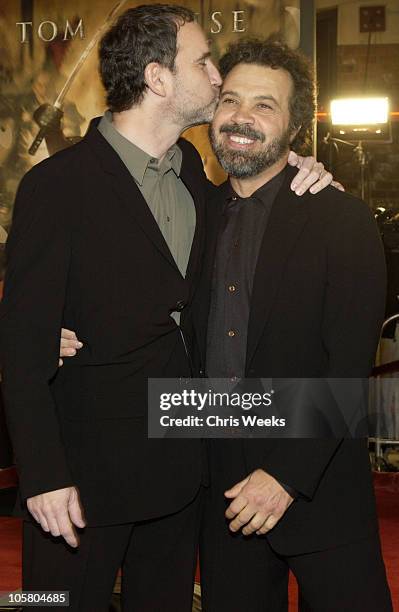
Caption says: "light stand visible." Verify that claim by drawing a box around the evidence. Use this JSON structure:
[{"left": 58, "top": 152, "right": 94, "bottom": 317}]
[{"left": 323, "top": 134, "right": 370, "bottom": 205}]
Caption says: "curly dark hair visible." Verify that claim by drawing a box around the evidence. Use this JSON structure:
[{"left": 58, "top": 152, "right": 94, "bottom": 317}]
[
  {"left": 219, "top": 38, "right": 316, "bottom": 152},
  {"left": 99, "top": 4, "right": 194, "bottom": 112}
]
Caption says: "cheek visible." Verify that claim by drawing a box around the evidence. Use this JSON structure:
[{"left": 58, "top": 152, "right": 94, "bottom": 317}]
[
  {"left": 213, "top": 107, "right": 231, "bottom": 128},
  {"left": 259, "top": 117, "right": 285, "bottom": 140}
]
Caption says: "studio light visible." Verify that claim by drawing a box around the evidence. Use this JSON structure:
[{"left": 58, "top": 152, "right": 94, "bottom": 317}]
[{"left": 330, "top": 97, "right": 391, "bottom": 142}]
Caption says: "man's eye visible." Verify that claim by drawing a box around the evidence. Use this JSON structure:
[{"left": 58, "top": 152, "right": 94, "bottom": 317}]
[
  {"left": 222, "top": 98, "right": 237, "bottom": 104},
  {"left": 257, "top": 103, "right": 273, "bottom": 110}
]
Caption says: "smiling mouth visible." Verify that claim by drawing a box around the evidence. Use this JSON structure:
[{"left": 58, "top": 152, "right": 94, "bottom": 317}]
[{"left": 225, "top": 134, "right": 258, "bottom": 148}]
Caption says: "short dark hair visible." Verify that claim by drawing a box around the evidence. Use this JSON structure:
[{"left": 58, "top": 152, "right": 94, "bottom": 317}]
[
  {"left": 99, "top": 4, "right": 195, "bottom": 112},
  {"left": 219, "top": 38, "right": 316, "bottom": 152}
]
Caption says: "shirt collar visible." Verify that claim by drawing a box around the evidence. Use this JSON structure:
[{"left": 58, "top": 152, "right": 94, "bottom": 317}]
[
  {"left": 98, "top": 110, "right": 182, "bottom": 185},
  {"left": 226, "top": 165, "right": 288, "bottom": 205}
]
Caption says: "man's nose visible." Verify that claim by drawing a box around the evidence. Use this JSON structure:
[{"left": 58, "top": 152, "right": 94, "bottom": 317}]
[
  {"left": 208, "top": 60, "right": 222, "bottom": 87},
  {"left": 230, "top": 107, "right": 255, "bottom": 124}
]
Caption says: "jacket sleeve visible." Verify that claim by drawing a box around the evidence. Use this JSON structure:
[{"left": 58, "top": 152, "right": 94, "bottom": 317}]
[
  {"left": 0, "top": 166, "right": 75, "bottom": 500},
  {"left": 264, "top": 197, "right": 386, "bottom": 499}
]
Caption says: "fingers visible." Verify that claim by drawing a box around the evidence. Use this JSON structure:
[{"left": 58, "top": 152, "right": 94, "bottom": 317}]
[
  {"left": 224, "top": 475, "right": 250, "bottom": 499},
  {"left": 256, "top": 514, "right": 278, "bottom": 535},
  {"left": 68, "top": 493, "right": 86, "bottom": 529},
  {"left": 61, "top": 328, "right": 78, "bottom": 340},
  {"left": 242, "top": 511, "right": 269, "bottom": 536},
  {"left": 26, "top": 488, "right": 83, "bottom": 548},
  {"left": 228, "top": 503, "right": 256, "bottom": 533},
  {"left": 225, "top": 494, "right": 248, "bottom": 520},
  {"left": 46, "top": 514, "right": 61, "bottom": 538},
  {"left": 55, "top": 509, "right": 80, "bottom": 548},
  {"left": 287, "top": 150, "right": 300, "bottom": 167},
  {"left": 59, "top": 345, "right": 78, "bottom": 358},
  {"left": 60, "top": 328, "right": 83, "bottom": 359},
  {"left": 27, "top": 500, "right": 50, "bottom": 532},
  {"left": 309, "top": 170, "right": 333, "bottom": 194},
  {"left": 290, "top": 159, "right": 313, "bottom": 193},
  {"left": 60, "top": 338, "right": 83, "bottom": 351},
  {"left": 36, "top": 510, "right": 50, "bottom": 532},
  {"left": 331, "top": 180, "right": 345, "bottom": 192},
  {"left": 292, "top": 161, "right": 326, "bottom": 196},
  {"left": 299, "top": 155, "right": 319, "bottom": 173},
  {"left": 60, "top": 338, "right": 83, "bottom": 349},
  {"left": 224, "top": 470, "right": 295, "bottom": 535}
]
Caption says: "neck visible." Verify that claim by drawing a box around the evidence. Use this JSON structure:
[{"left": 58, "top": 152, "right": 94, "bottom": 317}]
[
  {"left": 229, "top": 153, "right": 289, "bottom": 198},
  {"left": 111, "top": 103, "right": 183, "bottom": 161}
]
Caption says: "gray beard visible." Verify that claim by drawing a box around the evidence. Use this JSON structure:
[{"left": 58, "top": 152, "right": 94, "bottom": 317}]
[
  {"left": 181, "top": 102, "right": 216, "bottom": 128},
  {"left": 209, "top": 127, "right": 291, "bottom": 178},
  {"left": 171, "top": 96, "right": 218, "bottom": 130},
  {"left": 169, "top": 73, "right": 219, "bottom": 129}
]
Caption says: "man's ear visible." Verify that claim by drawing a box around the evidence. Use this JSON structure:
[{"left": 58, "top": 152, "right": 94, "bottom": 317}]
[{"left": 144, "top": 62, "right": 169, "bottom": 98}]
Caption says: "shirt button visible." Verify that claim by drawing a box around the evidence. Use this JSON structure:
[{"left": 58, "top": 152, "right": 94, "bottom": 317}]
[
  {"left": 228, "top": 330, "right": 236, "bottom": 337},
  {"left": 228, "top": 285, "right": 236, "bottom": 293}
]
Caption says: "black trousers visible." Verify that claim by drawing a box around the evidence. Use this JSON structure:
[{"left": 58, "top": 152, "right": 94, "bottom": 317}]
[
  {"left": 200, "top": 441, "right": 393, "bottom": 612},
  {"left": 22, "top": 489, "right": 203, "bottom": 612}
]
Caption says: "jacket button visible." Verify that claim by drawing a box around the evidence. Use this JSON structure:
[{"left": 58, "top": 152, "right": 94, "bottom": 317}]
[{"left": 176, "top": 300, "right": 186, "bottom": 311}]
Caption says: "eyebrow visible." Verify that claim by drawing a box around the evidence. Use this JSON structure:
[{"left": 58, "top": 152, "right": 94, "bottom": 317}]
[
  {"left": 195, "top": 51, "right": 212, "bottom": 62},
  {"left": 220, "top": 91, "right": 281, "bottom": 107}
]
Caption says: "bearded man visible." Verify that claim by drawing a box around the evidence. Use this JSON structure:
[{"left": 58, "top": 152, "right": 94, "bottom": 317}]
[{"left": 194, "top": 39, "right": 392, "bottom": 612}]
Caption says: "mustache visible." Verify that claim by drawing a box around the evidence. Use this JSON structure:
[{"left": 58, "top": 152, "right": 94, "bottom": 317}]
[{"left": 219, "top": 123, "right": 265, "bottom": 142}]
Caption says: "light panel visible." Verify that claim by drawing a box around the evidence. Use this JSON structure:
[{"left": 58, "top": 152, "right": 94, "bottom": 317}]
[{"left": 330, "top": 97, "right": 389, "bottom": 126}]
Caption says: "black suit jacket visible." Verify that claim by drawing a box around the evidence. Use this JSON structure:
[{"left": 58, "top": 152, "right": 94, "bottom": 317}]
[
  {"left": 0, "top": 119, "right": 209, "bottom": 526},
  {"left": 194, "top": 165, "right": 386, "bottom": 555}
]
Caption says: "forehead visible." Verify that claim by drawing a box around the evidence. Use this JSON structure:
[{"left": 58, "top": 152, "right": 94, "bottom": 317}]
[
  {"left": 222, "top": 63, "right": 293, "bottom": 107},
  {"left": 176, "top": 21, "right": 209, "bottom": 58}
]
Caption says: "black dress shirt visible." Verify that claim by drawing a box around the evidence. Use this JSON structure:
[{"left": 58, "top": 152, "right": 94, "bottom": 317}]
[
  {"left": 206, "top": 167, "right": 287, "bottom": 380},
  {"left": 205, "top": 165, "right": 298, "bottom": 499}
]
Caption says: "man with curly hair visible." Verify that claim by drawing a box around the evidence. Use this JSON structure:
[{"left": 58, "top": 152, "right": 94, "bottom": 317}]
[{"left": 196, "top": 39, "right": 392, "bottom": 612}]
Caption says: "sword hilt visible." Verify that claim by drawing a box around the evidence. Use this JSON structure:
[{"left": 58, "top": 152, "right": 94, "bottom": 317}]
[
  {"left": 29, "top": 105, "right": 63, "bottom": 156},
  {"left": 29, "top": 126, "right": 47, "bottom": 156}
]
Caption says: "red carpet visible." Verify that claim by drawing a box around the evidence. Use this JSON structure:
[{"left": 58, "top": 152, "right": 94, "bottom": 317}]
[
  {"left": 0, "top": 472, "right": 398, "bottom": 610},
  {"left": 374, "top": 472, "right": 399, "bottom": 611},
  {"left": 0, "top": 516, "right": 21, "bottom": 592}
]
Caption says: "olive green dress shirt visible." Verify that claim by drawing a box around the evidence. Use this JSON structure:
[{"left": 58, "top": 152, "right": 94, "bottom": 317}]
[{"left": 98, "top": 111, "right": 196, "bottom": 324}]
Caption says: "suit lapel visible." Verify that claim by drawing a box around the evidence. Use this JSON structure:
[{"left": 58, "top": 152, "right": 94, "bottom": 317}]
[
  {"left": 179, "top": 146, "right": 206, "bottom": 286},
  {"left": 85, "top": 119, "right": 189, "bottom": 277},
  {"left": 112, "top": 170, "right": 183, "bottom": 275},
  {"left": 246, "top": 167, "right": 310, "bottom": 370},
  {"left": 195, "top": 183, "right": 226, "bottom": 365}
]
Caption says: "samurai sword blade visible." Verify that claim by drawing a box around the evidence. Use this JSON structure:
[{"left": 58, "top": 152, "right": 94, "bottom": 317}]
[
  {"left": 29, "top": 0, "right": 127, "bottom": 154},
  {"left": 55, "top": 0, "right": 128, "bottom": 107}
]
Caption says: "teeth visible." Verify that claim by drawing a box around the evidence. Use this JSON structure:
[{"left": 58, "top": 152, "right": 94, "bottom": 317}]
[{"left": 229, "top": 135, "right": 254, "bottom": 144}]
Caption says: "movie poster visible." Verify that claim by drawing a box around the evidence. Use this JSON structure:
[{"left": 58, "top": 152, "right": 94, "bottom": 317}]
[{"left": 0, "top": 0, "right": 302, "bottom": 277}]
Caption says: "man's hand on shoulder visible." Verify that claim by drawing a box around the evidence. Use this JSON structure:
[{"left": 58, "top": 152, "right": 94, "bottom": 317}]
[
  {"left": 288, "top": 151, "right": 344, "bottom": 196},
  {"left": 59, "top": 328, "right": 83, "bottom": 366},
  {"left": 224, "top": 469, "right": 293, "bottom": 536},
  {"left": 27, "top": 486, "right": 86, "bottom": 547}
]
